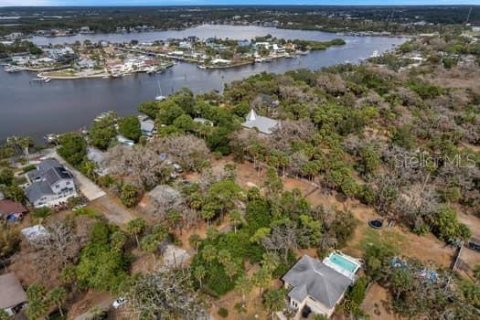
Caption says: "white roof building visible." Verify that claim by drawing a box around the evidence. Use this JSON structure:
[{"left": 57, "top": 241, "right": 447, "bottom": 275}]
[{"left": 241, "top": 109, "right": 278, "bottom": 135}]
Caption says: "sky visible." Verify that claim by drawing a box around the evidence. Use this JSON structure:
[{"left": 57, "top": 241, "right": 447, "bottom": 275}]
[{"left": 0, "top": 0, "right": 479, "bottom": 7}]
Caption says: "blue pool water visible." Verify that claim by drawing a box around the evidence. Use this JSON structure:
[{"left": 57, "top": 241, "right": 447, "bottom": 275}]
[{"left": 329, "top": 253, "right": 358, "bottom": 273}]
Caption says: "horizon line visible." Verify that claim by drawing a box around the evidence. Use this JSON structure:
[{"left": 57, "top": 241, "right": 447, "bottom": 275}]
[{"left": 1, "top": 4, "right": 480, "bottom": 7}]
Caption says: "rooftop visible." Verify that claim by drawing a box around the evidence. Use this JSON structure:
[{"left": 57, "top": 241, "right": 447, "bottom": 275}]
[
  {"left": 282, "top": 255, "right": 353, "bottom": 309},
  {"left": 242, "top": 109, "right": 279, "bottom": 135},
  {"left": 0, "top": 200, "right": 27, "bottom": 216},
  {"left": 0, "top": 273, "right": 27, "bottom": 310}
]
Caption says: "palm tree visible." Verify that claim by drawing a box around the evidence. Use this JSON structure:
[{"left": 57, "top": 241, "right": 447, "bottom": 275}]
[
  {"left": 110, "top": 231, "right": 127, "bottom": 252},
  {"left": 18, "top": 136, "right": 33, "bottom": 157},
  {"left": 25, "top": 300, "right": 49, "bottom": 320},
  {"left": 26, "top": 284, "right": 48, "bottom": 320},
  {"left": 229, "top": 209, "right": 244, "bottom": 234},
  {"left": 126, "top": 218, "right": 146, "bottom": 248},
  {"left": 193, "top": 266, "right": 206, "bottom": 289},
  {"left": 201, "top": 244, "right": 217, "bottom": 263},
  {"left": 263, "top": 289, "right": 287, "bottom": 319},
  {"left": 235, "top": 275, "right": 253, "bottom": 305},
  {"left": 48, "top": 287, "right": 67, "bottom": 318}
]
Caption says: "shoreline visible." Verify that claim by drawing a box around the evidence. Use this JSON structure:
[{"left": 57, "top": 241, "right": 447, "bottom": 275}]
[{"left": 21, "top": 23, "right": 413, "bottom": 43}]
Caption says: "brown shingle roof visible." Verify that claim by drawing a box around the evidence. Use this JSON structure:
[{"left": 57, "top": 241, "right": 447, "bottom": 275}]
[
  {"left": 0, "top": 273, "right": 27, "bottom": 309},
  {"left": 0, "top": 200, "right": 28, "bottom": 215}
]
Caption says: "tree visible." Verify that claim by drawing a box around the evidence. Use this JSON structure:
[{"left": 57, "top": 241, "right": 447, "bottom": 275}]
[
  {"left": 229, "top": 209, "right": 244, "bottom": 234},
  {"left": 89, "top": 113, "right": 117, "bottom": 150},
  {"left": 58, "top": 133, "right": 87, "bottom": 167},
  {"left": 0, "top": 223, "right": 20, "bottom": 260},
  {"left": 6, "top": 135, "right": 33, "bottom": 158},
  {"left": 0, "top": 310, "right": 9, "bottom": 320},
  {"left": 235, "top": 275, "right": 253, "bottom": 305},
  {"left": 156, "top": 100, "right": 185, "bottom": 125},
  {"left": 120, "top": 183, "right": 141, "bottom": 208},
  {"left": 119, "top": 116, "right": 141, "bottom": 142},
  {"left": 126, "top": 269, "right": 208, "bottom": 319},
  {"left": 193, "top": 265, "right": 206, "bottom": 288},
  {"left": 25, "top": 284, "right": 49, "bottom": 320},
  {"left": 264, "top": 167, "right": 283, "bottom": 197},
  {"left": 48, "top": 287, "right": 67, "bottom": 318},
  {"left": 127, "top": 218, "right": 146, "bottom": 248},
  {"left": 140, "top": 224, "right": 168, "bottom": 258},
  {"left": 173, "top": 114, "right": 195, "bottom": 132},
  {"left": 2, "top": 185, "right": 26, "bottom": 204},
  {"left": 204, "top": 179, "right": 242, "bottom": 218},
  {"left": 263, "top": 288, "right": 287, "bottom": 315},
  {"left": 75, "top": 222, "right": 129, "bottom": 291}
]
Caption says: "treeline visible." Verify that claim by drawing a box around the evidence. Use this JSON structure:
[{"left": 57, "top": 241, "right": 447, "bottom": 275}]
[
  {"left": 0, "top": 40, "right": 42, "bottom": 57},
  {"left": 1, "top": 5, "right": 478, "bottom": 36}
]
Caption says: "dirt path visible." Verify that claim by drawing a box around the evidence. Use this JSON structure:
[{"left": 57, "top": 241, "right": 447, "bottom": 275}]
[
  {"left": 361, "top": 283, "right": 403, "bottom": 320},
  {"left": 88, "top": 194, "right": 135, "bottom": 226},
  {"left": 68, "top": 290, "right": 113, "bottom": 320}
]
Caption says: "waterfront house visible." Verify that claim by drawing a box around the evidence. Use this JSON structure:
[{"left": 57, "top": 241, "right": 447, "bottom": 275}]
[
  {"left": 87, "top": 147, "right": 109, "bottom": 176},
  {"left": 241, "top": 109, "right": 278, "bottom": 135},
  {"left": 77, "top": 58, "right": 97, "bottom": 69},
  {"left": 282, "top": 254, "right": 361, "bottom": 318},
  {"left": 238, "top": 39, "right": 251, "bottom": 47},
  {"left": 25, "top": 159, "right": 77, "bottom": 208},
  {"left": 0, "top": 273, "right": 27, "bottom": 316},
  {"left": 138, "top": 115, "right": 156, "bottom": 137}
]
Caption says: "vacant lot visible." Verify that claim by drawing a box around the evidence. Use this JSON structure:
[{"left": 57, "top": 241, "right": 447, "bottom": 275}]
[{"left": 227, "top": 160, "right": 456, "bottom": 268}]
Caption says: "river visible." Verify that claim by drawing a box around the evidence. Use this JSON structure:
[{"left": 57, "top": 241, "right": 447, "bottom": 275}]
[{"left": 0, "top": 24, "right": 406, "bottom": 141}]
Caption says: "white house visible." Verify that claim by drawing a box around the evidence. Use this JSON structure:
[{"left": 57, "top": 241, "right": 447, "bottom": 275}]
[
  {"left": 282, "top": 254, "right": 360, "bottom": 318},
  {"left": 25, "top": 159, "right": 77, "bottom": 208},
  {"left": 241, "top": 109, "right": 279, "bottom": 135}
]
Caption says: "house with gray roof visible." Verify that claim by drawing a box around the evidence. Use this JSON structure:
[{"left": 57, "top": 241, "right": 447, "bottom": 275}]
[
  {"left": 138, "top": 114, "right": 156, "bottom": 137},
  {"left": 25, "top": 159, "right": 77, "bottom": 208},
  {"left": 241, "top": 109, "right": 279, "bottom": 135},
  {"left": 282, "top": 255, "right": 357, "bottom": 318}
]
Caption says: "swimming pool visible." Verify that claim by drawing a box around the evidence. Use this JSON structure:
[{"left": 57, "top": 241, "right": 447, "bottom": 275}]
[{"left": 327, "top": 253, "right": 359, "bottom": 274}]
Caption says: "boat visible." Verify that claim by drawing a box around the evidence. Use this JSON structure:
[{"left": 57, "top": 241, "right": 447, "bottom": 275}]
[
  {"left": 370, "top": 50, "right": 380, "bottom": 58},
  {"left": 197, "top": 65, "right": 207, "bottom": 70},
  {"left": 155, "top": 80, "right": 166, "bottom": 101},
  {"left": 44, "top": 77, "right": 51, "bottom": 83},
  {"left": 94, "top": 111, "right": 115, "bottom": 122},
  {"left": 44, "top": 133, "right": 59, "bottom": 144}
]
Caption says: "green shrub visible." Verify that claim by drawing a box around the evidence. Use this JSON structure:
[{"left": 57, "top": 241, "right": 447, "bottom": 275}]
[
  {"left": 22, "top": 164, "right": 36, "bottom": 173},
  {"left": 217, "top": 307, "right": 229, "bottom": 318}
]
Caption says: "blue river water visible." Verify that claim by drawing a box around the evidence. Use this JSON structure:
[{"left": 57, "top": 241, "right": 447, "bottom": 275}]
[{"left": 0, "top": 24, "right": 405, "bottom": 141}]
